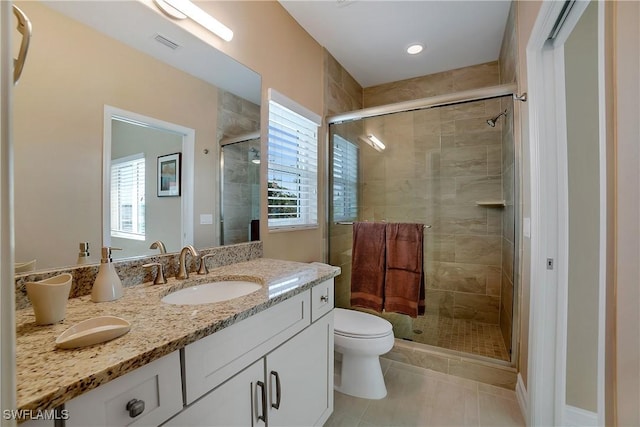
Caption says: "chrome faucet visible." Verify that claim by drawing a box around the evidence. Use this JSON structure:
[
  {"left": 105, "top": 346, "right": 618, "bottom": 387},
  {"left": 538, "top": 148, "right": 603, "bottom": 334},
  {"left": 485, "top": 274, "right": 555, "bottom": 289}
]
[
  {"left": 177, "top": 245, "right": 199, "bottom": 280},
  {"left": 149, "top": 240, "right": 167, "bottom": 254}
]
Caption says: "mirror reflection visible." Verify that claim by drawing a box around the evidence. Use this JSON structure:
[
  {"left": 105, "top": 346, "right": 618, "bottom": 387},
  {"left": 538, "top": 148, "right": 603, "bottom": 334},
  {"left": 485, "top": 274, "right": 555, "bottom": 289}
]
[
  {"left": 220, "top": 133, "right": 261, "bottom": 245},
  {"left": 13, "top": 0, "right": 261, "bottom": 271},
  {"left": 109, "top": 116, "right": 186, "bottom": 259}
]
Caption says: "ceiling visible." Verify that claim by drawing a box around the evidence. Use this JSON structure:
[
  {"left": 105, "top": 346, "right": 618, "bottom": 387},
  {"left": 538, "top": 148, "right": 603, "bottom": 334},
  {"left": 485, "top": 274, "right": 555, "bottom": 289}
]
[{"left": 279, "top": 0, "right": 511, "bottom": 88}]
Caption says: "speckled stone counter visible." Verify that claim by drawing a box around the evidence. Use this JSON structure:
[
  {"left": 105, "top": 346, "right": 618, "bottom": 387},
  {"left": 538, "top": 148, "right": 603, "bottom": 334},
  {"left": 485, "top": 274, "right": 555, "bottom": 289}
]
[{"left": 16, "top": 258, "right": 340, "bottom": 413}]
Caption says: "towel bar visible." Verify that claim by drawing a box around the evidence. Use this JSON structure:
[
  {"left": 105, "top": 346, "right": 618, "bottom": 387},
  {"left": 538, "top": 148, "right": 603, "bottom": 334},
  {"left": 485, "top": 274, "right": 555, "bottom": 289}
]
[{"left": 335, "top": 221, "right": 432, "bottom": 229}]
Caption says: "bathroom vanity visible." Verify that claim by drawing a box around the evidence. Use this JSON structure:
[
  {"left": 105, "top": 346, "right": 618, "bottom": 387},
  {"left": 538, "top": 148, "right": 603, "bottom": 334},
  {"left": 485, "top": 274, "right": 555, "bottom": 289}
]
[{"left": 15, "top": 258, "right": 338, "bottom": 426}]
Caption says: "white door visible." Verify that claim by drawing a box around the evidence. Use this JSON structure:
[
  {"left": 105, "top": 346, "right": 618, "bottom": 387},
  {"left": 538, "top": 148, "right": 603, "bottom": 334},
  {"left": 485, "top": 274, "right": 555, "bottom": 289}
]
[{"left": 526, "top": 1, "right": 607, "bottom": 425}]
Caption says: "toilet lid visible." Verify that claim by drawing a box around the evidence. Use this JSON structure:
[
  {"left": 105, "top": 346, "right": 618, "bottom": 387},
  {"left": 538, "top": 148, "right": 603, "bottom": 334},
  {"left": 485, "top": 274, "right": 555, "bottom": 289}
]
[{"left": 334, "top": 308, "right": 393, "bottom": 339}]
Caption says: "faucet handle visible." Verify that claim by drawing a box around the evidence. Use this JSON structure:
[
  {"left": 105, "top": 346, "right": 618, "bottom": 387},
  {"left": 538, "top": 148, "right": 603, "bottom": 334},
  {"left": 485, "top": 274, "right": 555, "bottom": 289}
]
[
  {"left": 143, "top": 262, "right": 167, "bottom": 285},
  {"left": 197, "top": 254, "right": 216, "bottom": 275}
]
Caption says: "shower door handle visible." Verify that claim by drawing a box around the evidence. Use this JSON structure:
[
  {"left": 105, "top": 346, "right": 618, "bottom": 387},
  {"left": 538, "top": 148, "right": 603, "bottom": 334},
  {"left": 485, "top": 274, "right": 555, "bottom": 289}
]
[{"left": 12, "top": 5, "right": 32, "bottom": 85}]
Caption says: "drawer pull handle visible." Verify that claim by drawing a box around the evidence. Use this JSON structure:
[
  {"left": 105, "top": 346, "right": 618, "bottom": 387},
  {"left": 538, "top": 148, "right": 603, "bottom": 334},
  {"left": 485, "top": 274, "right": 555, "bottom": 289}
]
[
  {"left": 256, "top": 381, "right": 267, "bottom": 423},
  {"left": 126, "top": 399, "right": 145, "bottom": 418},
  {"left": 270, "top": 370, "right": 281, "bottom": 409},
  {"left": 320, "top": 295, "right": 329, "bottom": 303}
]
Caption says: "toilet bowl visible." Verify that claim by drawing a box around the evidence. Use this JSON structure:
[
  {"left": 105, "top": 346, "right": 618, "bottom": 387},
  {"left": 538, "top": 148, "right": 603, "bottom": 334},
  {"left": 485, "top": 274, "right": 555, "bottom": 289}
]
[{"left": 334, "top": 308, "right": 394, "bottom": 399}]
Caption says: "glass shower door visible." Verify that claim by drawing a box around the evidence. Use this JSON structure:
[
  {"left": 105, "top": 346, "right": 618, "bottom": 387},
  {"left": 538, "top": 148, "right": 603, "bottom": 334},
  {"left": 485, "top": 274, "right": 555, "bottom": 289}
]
[
  {"left": 328, "top": 95, "right": 515, "bottom": 362},
  {"left": 220, "top": 137, "right": 260, "bottom": 245}
]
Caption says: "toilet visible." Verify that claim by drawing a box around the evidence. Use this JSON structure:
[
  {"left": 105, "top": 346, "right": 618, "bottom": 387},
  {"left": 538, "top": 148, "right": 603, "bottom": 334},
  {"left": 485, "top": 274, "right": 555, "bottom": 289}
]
[{"left": 334, "top": 308, "right": 395, "bottom": 399}]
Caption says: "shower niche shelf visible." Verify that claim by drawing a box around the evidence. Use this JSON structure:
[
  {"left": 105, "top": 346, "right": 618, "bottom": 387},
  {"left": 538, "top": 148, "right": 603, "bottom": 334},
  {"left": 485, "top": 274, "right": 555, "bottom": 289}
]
[{"left": 476, "top": 200, "right": 506, "bottom": 207}]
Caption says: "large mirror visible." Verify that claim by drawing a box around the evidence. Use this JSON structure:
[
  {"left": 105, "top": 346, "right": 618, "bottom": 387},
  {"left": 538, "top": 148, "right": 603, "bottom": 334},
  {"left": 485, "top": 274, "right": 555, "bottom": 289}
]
[{"left": 13, "top": 0, "right": 261, "bottom": 271}]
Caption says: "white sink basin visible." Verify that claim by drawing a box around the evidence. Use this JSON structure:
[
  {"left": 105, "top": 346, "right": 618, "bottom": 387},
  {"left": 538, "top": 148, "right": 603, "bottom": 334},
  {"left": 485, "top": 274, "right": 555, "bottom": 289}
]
[{"left": 161, "top": 281, "right": 262, "bottom": 305}]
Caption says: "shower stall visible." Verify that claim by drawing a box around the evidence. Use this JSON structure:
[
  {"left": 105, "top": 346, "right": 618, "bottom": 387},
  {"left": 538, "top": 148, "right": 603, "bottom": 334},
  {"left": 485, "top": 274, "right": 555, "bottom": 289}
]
[
  {"left": 220, "top": 132, "right": 261, "bottom": 245},
  {"left": 328, "top": 86, "right": 518, "bottom": 364}
]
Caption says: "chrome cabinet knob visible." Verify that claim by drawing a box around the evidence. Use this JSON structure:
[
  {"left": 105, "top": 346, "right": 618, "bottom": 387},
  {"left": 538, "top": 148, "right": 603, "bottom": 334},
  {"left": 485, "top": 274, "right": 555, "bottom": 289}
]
[{"left": 320, "top": 295, "right": 329, "bottom": 303}]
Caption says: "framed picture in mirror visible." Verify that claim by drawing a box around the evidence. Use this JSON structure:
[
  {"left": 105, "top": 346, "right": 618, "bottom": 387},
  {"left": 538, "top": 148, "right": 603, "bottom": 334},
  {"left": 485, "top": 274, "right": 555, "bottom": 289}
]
[{"left": 158, "top": 153, "right": 181, "bottom": 197}]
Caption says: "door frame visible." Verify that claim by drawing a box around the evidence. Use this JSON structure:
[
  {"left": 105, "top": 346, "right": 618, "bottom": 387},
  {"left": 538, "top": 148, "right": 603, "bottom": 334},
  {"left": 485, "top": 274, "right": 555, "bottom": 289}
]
[
  {"left": 102, "top": 105, "right": 195, "bottom": 250},
  {"left": 1, "top": 0, "right": 17, "bottom": 418},
  {"left": 526, "top": 1, "right": 606, "bottom": 425}
]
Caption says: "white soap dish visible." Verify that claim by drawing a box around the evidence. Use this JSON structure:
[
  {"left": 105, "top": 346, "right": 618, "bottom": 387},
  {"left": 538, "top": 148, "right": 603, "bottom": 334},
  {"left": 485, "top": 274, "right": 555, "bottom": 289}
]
[{"left": 55, "top": 316, "right": 131, "bottom": 349}]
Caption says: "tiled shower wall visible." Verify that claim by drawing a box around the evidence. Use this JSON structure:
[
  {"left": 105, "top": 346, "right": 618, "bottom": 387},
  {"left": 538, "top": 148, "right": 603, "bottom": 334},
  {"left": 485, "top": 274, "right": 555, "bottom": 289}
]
[
  {"left": 325, "top": 50, "right": 363, "bottom": 309},
  {"left": 499, "top": 2, "right": 518, "bottom": 354},
  {"left": 218, "top": 90, "right": 261, "bottom": 245},
  {"left": 221, "top": 140, "right": 261, "bottom": 244},
  {"left": 358, "top": 96, "right": 506, "bottom": 324},
  {"left": 331, "top": 61, "right": 514, "bottom": 325}
]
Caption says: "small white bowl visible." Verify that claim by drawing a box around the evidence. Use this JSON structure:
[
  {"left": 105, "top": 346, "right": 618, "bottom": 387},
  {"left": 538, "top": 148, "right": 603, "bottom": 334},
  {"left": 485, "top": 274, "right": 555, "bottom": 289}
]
[{"left": 55, "top": 316, "right": 131, "bottom": 349}]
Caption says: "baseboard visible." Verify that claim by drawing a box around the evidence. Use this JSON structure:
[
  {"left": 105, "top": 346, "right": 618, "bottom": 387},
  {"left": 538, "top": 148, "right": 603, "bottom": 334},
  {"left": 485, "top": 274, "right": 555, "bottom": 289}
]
[
  {"left": 564, "top": 405, "right": 598, "bottom": 426},
  {"left": 516, "top": 373, "right": 528, "bottom": 426}
]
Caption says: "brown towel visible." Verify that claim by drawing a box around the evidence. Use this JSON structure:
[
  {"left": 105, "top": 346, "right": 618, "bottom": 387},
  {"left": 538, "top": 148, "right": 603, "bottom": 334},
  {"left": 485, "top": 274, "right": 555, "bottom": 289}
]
[
  {"left": 384, "top": 223, "right": 425, "bottom": 318},
  {"left": 350, "top": 222, "right": 386, "bottom": 312}
]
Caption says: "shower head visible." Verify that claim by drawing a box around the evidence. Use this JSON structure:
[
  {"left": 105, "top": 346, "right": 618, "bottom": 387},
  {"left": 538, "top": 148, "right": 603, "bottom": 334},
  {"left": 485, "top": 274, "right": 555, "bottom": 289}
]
[
  {"left": 249, "top": 147, "right": 260, "bottom": 164},
  {"left": 486, "top": 110, "right": 508, "bottom": 127}
]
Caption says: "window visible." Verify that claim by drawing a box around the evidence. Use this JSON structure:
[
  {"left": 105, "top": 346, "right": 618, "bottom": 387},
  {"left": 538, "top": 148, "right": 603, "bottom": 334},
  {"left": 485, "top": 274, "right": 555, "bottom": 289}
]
[
  {"left": 267, "top": 90, "right": 320, "bottom": 229},
  {"left": 111, "top": 153, "right": 145, "bottom": 240},
  {"left": 332, "top": 135, "right": 358, "bottom": 221}
]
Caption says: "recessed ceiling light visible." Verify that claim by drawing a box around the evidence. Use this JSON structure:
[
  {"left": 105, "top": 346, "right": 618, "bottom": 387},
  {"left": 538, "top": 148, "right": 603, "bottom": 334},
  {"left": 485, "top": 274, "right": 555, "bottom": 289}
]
[{"left": 407, "top": 43, "right": 424, "bottom": 55}]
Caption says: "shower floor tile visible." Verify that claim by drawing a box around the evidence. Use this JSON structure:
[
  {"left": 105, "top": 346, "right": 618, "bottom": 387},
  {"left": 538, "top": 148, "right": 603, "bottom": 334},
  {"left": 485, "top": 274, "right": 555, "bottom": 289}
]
[{"left": 406, "top": 315, "right": 510, "bottom": 361}]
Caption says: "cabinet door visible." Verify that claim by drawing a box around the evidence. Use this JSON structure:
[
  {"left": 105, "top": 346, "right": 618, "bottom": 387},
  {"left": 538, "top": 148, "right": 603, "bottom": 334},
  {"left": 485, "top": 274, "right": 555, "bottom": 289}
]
[
  {"left": 267, "top": 311, "right": 333, "bottom": 427},
  {"left": 164, "top": 359, "right": 266, "bottom": 427}
]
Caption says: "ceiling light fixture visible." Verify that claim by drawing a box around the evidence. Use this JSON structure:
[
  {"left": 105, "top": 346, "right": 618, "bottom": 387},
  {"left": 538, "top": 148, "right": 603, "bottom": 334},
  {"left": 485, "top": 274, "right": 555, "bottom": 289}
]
[
  {"left": 406, "top": 43, "right": 424, "bottom": 55},
  {"left": 359, "top": 134, "right": 386, "bottom": 152},
  {"left": 153, "top": 0, "right": 234, "bottom": 42}
]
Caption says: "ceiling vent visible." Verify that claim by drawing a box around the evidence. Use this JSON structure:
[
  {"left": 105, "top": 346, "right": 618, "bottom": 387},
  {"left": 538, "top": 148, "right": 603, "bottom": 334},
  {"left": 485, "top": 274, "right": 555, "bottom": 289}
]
[
  {"left": 336, "top": 0, "right": 358, "bottom": 8},
  {"left": 154, "top": 34, "right": 180, "bottom": 50}
]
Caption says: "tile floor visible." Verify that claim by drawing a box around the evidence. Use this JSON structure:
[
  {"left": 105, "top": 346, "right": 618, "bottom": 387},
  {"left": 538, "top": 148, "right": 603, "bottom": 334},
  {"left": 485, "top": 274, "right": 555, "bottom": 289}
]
[
  {"left": 403, "top": 315, "right": 510, "bottom": 361},
  {"left": 324, "top": 359, "right": 524, "bottom": 427}
]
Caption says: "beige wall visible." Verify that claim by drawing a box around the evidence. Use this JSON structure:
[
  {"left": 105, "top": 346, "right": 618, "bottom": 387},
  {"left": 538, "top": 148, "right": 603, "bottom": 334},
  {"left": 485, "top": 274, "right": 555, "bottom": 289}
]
[
  {"left": 515, "top": 0, "right": 543, "bottom": 390},
  {"left": 13, "top": 1, "right": 220, "bottom": 270},
  {"left": 564, "top": 1, "right": 600, "bottom": 411},
  {"left": 194, "top": 1, "right": 326, "bottom": 262},
  {"left": 614, "top": 2, "right": 640, "bottom": 425}
]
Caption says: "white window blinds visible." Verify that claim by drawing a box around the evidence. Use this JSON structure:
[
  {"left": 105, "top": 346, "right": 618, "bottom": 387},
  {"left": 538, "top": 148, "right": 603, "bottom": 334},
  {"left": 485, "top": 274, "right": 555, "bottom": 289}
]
[
  {"left": 267, "top": 90, "right": 320, "bottom": 230},
  {"left": 333, "top": 135, "right": 358, "bottom": 221},
  {"left": 111, "top": 153, "right": 145, "bottom": 240}
]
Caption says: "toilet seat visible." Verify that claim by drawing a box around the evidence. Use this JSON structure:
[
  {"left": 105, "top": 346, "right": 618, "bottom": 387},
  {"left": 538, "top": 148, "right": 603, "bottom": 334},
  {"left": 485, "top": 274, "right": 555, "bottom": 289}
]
[{"left": 334, "top": 308, "right": 393, "bottom": 339}]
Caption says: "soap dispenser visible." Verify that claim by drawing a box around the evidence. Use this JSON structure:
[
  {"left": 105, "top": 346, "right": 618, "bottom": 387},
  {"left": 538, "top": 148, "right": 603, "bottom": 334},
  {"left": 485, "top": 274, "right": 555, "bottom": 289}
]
[
  {"left": 91, "top": 247, "right": 124, "bottom": 302},
  {"left": 77, "top": 242, "right": 91, "bottom": 265}
]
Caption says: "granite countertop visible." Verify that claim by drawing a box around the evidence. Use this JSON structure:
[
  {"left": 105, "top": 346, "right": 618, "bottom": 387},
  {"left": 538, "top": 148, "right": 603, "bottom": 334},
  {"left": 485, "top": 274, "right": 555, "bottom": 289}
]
[{"left": 16, "top": 258, "right": 340, "bottom": 412}]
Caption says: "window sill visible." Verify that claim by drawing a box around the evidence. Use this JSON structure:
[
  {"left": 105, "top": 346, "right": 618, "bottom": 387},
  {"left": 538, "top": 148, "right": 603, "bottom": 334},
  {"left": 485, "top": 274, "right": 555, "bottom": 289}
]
[{"left": 268, "top": 225, "right": 319, "bottom": 233}]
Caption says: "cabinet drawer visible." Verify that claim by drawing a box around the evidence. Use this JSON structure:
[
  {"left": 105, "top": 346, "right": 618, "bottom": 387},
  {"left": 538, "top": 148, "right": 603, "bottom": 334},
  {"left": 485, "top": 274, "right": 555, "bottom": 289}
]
[
  {"left": 183, "top": 290, "right": 310, "bottom": 404},
  {"left": 311, "top": 279, "right": 334, "bottom": 322},
  {"left": 65, "top": 351, "right": 182, "bottom": 427}
]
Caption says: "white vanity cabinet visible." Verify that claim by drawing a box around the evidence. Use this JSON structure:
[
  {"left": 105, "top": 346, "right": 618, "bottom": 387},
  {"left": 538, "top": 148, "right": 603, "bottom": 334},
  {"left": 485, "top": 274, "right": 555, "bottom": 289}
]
[
  {"left": 59, "top": 278, "right": 335, "bottom": 427},
  {"left": 166, "top": 279, "right": 335, "bottom": 427},
  {"left": 165, "top": 312, "right": 333, "bottom": 427},
  {"left": 64, "top": 351, "right": 182, "bottom": 427}
]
